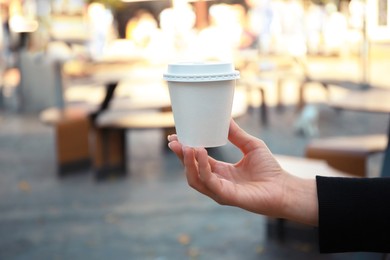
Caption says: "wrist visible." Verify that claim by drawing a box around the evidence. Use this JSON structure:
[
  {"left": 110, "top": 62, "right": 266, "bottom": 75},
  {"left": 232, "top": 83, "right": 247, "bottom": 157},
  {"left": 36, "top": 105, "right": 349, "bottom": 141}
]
[{"left": 281, "top": 173, "right": 319, "bottom": 226}]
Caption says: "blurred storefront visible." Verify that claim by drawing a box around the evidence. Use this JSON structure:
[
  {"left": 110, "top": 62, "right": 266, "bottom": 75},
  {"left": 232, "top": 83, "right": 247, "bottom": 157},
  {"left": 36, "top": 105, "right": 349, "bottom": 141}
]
[
  {"left": 1, "top": 0, "right": 389, "bottom": 62},
  {"left": 0, "top": 0, "right": 390, "bottom": 112}
]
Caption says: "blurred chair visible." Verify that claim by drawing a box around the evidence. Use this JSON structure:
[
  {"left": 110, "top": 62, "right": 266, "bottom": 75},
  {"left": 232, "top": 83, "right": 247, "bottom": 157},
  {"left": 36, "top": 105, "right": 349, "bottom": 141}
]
[{"left": 305, "top": 134, "right": 388, "bottom": 177}]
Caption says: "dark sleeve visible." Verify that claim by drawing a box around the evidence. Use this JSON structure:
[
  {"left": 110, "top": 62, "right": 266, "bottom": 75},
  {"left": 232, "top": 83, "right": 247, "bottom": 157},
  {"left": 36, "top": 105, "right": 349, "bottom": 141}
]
[{"left": 316, "top": 176, "right": 390, "bottom": 253}]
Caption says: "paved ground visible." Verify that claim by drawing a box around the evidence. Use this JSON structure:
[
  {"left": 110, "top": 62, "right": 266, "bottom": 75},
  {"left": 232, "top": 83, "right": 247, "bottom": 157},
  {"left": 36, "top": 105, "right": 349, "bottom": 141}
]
[{"left": 0, "top": 102, "right": 388, "bottom": 259}]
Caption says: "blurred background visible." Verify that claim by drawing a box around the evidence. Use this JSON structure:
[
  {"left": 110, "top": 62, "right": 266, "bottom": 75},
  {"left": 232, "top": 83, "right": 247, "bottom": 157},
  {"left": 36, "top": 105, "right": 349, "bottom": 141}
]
[{"left": 0, "top": 0, "right": 390, "bottom": 259}]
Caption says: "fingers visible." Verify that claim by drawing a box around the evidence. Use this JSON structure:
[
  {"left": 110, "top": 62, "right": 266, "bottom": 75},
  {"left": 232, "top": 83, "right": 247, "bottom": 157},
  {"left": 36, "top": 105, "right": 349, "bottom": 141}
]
[
  {"left": 168, "top": 134, "right": 233, "bottom": 205},
  {"left": 196, "top": 148, "right": 213, "bottom": 181},
  {"left": 183, "top": 146, "right": 198, "bottom": 184},
  {"left": 183, "top": 146, "right": 217, "bottom": 199},
  {"left": 167, "top": 134, "right": 219, "bottom": 167},
  {"left": 167, "top": 135, "right": 183, "bottom": 164},
  {"left": 228, "top": 119, "right": 261, "bottom": 154},
  {"left": 196, "top": 148, "right": 238, "bottom": 206},
  {"left": 196, "top": 148, "right": 225, "bottom": 197}
]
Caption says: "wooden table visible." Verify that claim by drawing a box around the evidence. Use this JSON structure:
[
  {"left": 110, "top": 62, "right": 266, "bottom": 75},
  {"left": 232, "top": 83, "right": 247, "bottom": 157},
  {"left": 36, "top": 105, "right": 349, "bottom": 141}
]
[{"left": 329, "top": 88, "right": 390, "bottom": 177}]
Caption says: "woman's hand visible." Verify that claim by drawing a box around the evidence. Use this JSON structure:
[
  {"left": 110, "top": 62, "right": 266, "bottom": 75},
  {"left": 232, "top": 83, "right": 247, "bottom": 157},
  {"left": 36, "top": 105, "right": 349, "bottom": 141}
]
[{"left": 168, "top": 119, "right": 318, "bottom": 226}]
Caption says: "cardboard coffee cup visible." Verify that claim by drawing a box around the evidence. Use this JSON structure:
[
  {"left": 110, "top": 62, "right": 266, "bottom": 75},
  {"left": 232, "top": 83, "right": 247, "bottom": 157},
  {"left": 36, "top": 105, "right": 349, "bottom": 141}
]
[{"left": 163, "top": 62, "right": 240, "bottom": 147}]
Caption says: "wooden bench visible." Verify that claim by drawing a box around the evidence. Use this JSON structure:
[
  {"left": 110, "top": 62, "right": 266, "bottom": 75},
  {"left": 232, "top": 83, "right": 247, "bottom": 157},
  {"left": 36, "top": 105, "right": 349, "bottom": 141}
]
[
  {"left": 39, "top": 107, "right": 92, "bottom": 176},
  {"left": 305, "top": 134, "right": 388, "bottom": 177},
  {"left": 38, "top": 104, "right": 175, "bottom": 178}
]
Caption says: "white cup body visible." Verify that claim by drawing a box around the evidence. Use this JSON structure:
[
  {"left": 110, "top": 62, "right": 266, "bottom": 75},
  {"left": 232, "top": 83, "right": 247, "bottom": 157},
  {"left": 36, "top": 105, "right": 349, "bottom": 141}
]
[
  {"left": 164, "top": 62, "right": 239, "bottom": 148},
  {"left": 168, "top": 80, "right": 235, "bottom": 147}
]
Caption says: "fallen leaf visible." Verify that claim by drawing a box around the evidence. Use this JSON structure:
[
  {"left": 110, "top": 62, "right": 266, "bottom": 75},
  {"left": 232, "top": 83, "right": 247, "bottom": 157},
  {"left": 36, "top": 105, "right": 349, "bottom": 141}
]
[
  {"left": 18, "top": 181, "right": 31, "bottom": 192},
  {"left": 177, "top": 234, "right": 191, "bottom": 245}
]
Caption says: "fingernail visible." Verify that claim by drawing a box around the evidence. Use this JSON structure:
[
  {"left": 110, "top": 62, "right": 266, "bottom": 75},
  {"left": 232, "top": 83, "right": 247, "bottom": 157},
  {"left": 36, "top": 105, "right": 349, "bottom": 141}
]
[
  {"left": 167, "top": 135, "right": 171, "bottom": 141},
  {"left": 167, "top": 142, "right": 172, "bottom": 150}
]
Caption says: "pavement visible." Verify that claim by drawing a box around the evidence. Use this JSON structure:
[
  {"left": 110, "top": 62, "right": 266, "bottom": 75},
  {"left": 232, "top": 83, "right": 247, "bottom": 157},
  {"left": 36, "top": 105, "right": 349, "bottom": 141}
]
[{"left": 0, "top": 103, "right": 388, "bottom": 259}]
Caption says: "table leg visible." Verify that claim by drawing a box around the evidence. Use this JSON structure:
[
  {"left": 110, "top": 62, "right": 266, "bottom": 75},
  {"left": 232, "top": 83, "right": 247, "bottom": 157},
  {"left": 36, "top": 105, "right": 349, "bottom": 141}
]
[
  {"left": 94, "top": 127, "right": 126, "bottom": 180},
  {"left": 276, "top": 77, "right": 284, "bottom": 112},
  {"left": 258, "top": 88, "right": 268, "bottom": 125},
  {"left": 90, "top": 82, "right": 118, "bottom": 122}
]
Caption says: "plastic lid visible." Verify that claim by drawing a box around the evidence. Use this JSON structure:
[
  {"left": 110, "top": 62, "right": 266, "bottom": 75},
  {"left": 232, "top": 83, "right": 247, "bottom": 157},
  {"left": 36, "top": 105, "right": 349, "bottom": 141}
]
[{"left": 163, "top": 62, "right": 240, "bottom": 82}]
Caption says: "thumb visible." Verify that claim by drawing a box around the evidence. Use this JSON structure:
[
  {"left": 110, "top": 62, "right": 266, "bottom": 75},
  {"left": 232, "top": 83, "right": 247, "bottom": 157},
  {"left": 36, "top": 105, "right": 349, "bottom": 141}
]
[{"left": 228, "top": 119, "right": 261, "bottom": 154}]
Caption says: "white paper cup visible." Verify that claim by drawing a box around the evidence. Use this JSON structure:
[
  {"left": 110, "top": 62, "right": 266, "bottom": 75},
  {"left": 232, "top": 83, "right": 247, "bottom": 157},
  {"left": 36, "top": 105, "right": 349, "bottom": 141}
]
[{"left": 163, "top": 62, "right": 240, "bottom": 147}]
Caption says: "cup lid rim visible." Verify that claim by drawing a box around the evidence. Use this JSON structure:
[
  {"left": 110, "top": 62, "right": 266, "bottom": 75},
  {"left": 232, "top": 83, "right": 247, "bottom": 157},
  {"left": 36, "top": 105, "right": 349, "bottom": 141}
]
[{"left": 163, "top": 71, "right": 240, "bottom": 82}]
